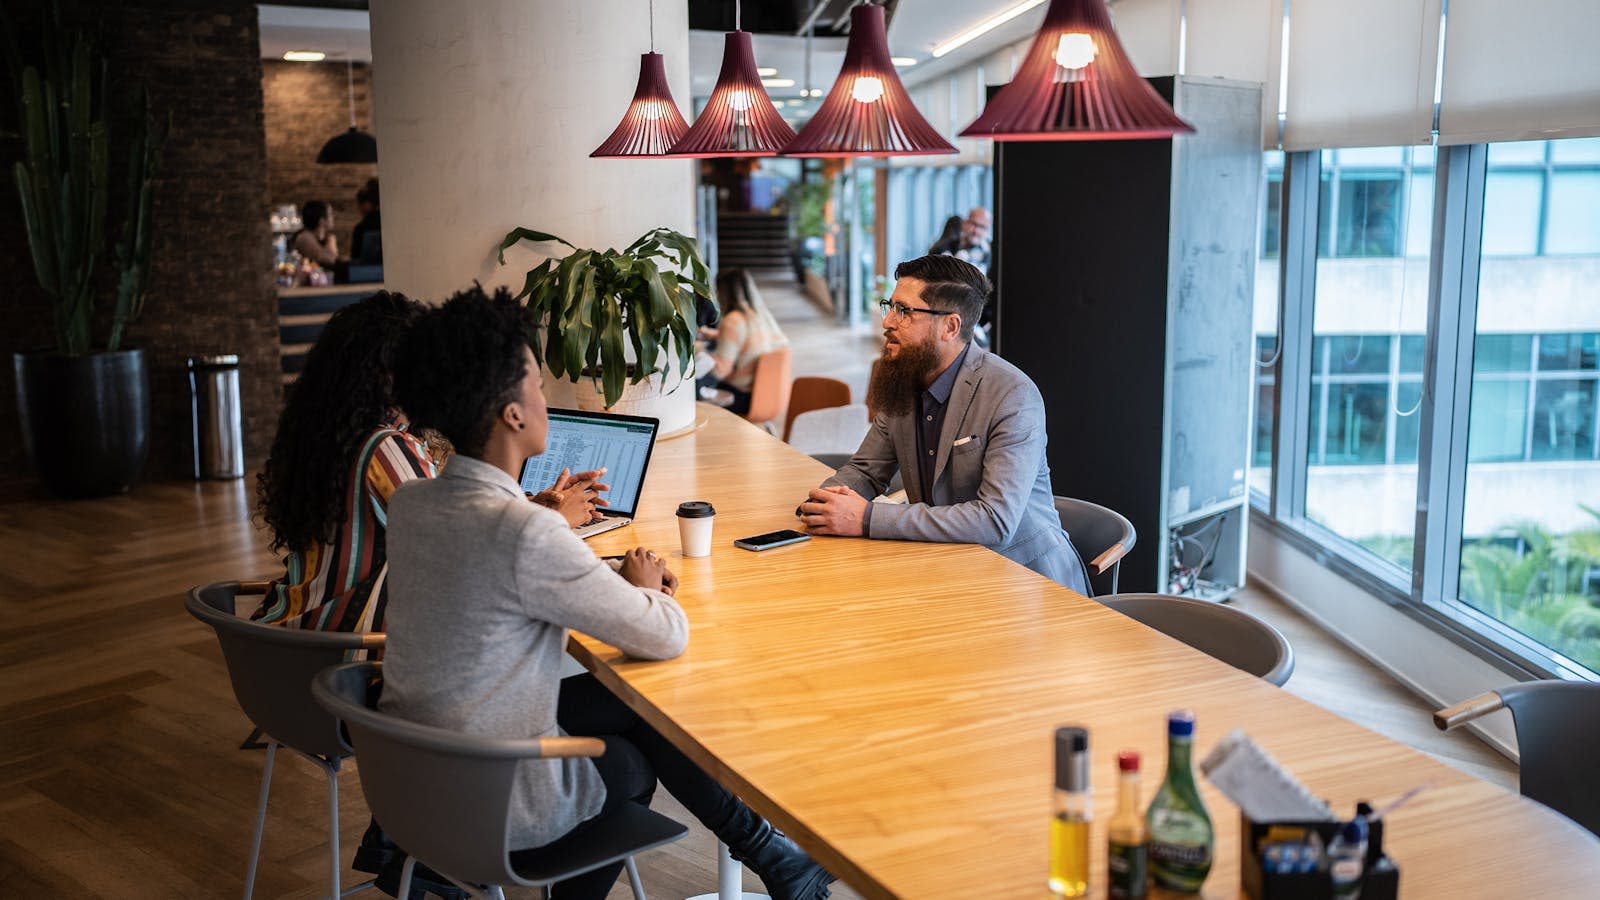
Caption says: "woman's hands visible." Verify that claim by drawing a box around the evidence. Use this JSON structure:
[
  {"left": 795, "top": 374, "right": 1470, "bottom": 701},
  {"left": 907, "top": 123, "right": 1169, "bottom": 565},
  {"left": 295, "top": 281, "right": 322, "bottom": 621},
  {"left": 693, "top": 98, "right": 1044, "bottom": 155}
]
[
  {"left": 617, "top": 547, "right": 679, "bottom": 595},
  {"left": 530, "top": 467, "right": 609, "bottom": 527}
]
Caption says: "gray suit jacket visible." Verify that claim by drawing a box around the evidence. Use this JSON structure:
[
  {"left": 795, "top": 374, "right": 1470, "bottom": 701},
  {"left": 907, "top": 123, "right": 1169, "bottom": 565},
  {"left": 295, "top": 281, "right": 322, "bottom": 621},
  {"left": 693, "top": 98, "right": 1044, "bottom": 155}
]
[{"left": 823, "top": 344, "right": 1090, "bottom": 594}]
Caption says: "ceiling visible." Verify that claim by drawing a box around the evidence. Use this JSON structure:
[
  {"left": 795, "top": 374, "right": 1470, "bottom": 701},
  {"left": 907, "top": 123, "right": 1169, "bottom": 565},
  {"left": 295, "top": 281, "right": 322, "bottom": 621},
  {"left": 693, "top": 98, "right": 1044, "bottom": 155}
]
[{"left": 257, "top": 1, "right": 1053, "bottom": 92}]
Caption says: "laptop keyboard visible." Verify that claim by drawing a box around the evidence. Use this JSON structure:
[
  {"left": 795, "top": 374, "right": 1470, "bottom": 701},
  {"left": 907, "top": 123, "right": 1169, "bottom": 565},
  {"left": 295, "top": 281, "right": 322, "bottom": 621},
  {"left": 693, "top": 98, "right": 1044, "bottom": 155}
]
[{"left": 574, "top": 517, "right": 630, "bottom": 539}]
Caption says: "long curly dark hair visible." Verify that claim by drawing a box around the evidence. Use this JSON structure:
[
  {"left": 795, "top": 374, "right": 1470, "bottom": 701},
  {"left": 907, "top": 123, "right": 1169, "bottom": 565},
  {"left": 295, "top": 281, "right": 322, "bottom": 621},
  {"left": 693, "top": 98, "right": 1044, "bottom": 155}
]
[
  {"left": 394, "top": 285, "right": 529, "bottom": 457},
  {"left": 258, "top": 291, "right": 422, "bottom": 553}
]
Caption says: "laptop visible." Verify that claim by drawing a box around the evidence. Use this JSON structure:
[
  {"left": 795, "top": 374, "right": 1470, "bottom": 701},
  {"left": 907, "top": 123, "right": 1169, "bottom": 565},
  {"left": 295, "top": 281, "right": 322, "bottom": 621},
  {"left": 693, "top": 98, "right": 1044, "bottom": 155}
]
[{"left": 519, "top": 408, "right": 661, "bottom": 539}]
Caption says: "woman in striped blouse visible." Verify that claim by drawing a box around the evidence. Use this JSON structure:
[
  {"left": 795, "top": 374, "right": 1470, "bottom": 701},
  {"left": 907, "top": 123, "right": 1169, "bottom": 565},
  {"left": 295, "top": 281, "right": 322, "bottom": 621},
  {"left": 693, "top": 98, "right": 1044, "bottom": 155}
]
[{"left": 254, "top": 291, "right": 435, "bottom": 634}]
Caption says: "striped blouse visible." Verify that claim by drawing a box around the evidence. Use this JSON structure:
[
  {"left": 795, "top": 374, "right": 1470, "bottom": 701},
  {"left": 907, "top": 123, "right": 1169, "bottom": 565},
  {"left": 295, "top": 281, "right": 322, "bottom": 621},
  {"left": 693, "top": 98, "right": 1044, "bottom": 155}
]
[{"left": 253, "top": 425, "right": 437, "bottom": 639}]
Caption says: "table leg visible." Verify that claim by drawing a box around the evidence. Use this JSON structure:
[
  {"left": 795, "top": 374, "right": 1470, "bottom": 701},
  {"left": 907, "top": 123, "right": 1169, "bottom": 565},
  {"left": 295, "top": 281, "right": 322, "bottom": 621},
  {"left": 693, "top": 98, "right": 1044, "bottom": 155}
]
[{"left": 684, "top": 840, "right": 770, "bottom": 900}]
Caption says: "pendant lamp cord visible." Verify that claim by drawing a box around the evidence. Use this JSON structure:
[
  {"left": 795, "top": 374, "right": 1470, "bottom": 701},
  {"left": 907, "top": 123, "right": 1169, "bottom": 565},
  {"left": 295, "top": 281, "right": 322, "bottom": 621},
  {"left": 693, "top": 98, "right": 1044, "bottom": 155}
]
[
  {"left": 345, "top": 58, "right": 356, "bottom": 128},
  {"left": 735, "top": 0, "right": 741, "bottom": 32},
  {"left": 649, "top": 0, "right": 655, "bottom": 51}
]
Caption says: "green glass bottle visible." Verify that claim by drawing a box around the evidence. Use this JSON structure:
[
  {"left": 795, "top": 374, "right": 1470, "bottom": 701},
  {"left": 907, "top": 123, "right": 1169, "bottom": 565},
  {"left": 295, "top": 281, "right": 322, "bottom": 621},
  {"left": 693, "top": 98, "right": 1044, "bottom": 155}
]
[{"left": 1145, "top": 710, "right": 1213, "bottom": 892}]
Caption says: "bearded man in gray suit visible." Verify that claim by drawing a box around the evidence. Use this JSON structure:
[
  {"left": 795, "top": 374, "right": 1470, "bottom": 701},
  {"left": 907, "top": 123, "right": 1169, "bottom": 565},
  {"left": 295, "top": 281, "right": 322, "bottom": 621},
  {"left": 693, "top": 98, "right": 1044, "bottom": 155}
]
[{"left": 799, "top": 255, "right": 1091, "bottom": 594}]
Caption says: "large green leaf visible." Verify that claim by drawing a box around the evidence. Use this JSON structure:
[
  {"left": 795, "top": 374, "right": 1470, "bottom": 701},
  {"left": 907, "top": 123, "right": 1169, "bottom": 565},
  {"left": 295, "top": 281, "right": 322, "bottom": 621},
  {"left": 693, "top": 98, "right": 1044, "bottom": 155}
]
[
  {"left": 563, "top": 259, "right": 597, "bottom": 379},
  {"left": 599, "top": 293, "right": 628, "bottom": 407},
  {"left": 496, "top": 226, "right": 574, "bottom": 264}
]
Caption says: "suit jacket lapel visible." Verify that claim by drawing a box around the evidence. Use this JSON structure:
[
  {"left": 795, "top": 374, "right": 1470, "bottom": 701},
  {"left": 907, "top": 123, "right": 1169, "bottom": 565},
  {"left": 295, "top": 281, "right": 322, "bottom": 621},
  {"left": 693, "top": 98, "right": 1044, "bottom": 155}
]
[
  {"left": 932, "top": 346, "right": 985, "bottom": 490},
  {"left": 892, "top": 410, "right": 923, "bottom": 503}
]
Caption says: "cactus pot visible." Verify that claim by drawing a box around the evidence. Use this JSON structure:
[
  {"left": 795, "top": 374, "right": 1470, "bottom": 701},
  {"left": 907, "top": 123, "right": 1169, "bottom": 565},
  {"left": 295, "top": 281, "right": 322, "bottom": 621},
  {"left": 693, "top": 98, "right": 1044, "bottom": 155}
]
[{"left": 13, "top": 349, "right": 151, "bottom": 498}]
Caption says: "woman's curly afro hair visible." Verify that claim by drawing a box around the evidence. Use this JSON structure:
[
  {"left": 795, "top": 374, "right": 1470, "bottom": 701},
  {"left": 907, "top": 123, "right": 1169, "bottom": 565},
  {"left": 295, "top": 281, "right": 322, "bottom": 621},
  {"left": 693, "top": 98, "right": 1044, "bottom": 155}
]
[
  {"left": 394, "top": 284, "right": 531, "bottom": 457},
  {"left": 257, "top": 290, "right": 422, "bottom": 553}
]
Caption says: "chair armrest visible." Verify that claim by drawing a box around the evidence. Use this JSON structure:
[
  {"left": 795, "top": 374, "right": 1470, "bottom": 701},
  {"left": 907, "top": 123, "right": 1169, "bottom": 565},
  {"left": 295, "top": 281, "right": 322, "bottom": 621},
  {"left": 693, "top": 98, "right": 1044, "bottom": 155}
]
[
  {"left": 361, "top": 632, "right": 387, "bottom": 650},
  {"left": 539, "top": 736, "right": 607, "bottom": 758},
  {"left": 1433, "top": 691, "right": 1504, "bottom": 731},
  {"left": 239, "top": 580, "right": 273, "bottom": 594},
  {"left": 1089, "top": 541, "right": 1132, "bottom": 576}
]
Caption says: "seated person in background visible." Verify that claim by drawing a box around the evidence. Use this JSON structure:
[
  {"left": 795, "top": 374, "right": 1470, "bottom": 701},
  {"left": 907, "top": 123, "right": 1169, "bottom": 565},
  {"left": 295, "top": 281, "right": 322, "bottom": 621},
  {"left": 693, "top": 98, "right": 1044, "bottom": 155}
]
[
  {"left": 254, "top": 291, "right": 433, "bottom": 634},
  {"left": 385, "top": 286, "right": 834, "bottom": 900},
  {"left": 350, "top": 178, "right": 382, "bottom": 263},
  {"left": 293, "top": 199, "right": 341, "bottom": 267},
  {"left": 799, "top": 255, "right": 1091, "bottom": 595},
  {"left": 697, "top": 267, "right": 788, "bottom": 416},
  {"left": 927, "top": 213, "right": 964, "bottom": 256}
]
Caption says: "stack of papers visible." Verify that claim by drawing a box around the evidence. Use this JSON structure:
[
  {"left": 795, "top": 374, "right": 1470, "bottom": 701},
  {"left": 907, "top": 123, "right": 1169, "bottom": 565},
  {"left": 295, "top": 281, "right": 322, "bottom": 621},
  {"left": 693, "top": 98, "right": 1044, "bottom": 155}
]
[{"left": 1200, "top": 729, "right": 1337, "bottom": 822}]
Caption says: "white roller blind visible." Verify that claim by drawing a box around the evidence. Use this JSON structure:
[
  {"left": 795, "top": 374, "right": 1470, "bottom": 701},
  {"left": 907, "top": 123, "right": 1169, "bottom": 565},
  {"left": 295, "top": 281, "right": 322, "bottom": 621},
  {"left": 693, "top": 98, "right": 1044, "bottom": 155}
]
[
  {"left": 1437, "top": 0, "right": 1600, "bottom": 144},
  {"left": 951, "top": 65, "right": 989, "bottom": 163},
  {"left": 980, "top": 40, "right": 1024, "bottom": 87},
  {"left": 1185, "top": 0, "right": 1273, "bottom": 84},
  {"left": 1111, "top": 0, "right": 1181, "bottom": 76},
  {"left": 1185, "top": 0, "right": 1278, "bottom": 148},
  {"left": 1282, "top": 0, "right": 1440, "bottom": 150}
]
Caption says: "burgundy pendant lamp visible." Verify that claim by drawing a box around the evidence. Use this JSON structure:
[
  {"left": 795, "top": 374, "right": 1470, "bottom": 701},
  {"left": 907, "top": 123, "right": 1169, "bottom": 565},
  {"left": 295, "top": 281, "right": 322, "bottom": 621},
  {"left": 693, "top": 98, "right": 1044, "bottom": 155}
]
[
  {"left": 666, "top": 4, "right": 794, "bottom": 158},
  {"left": 591, "top": 52, "right": 691, "bottom": 157},
  {"left": 782, "top": 4, "right": 954, "bottom": 158},
  {"left": 592, "top": 3, "right": 689, "bottom": 158},
  {"left": 959, "top": 0, "right": 1194, "bottom": 141}
]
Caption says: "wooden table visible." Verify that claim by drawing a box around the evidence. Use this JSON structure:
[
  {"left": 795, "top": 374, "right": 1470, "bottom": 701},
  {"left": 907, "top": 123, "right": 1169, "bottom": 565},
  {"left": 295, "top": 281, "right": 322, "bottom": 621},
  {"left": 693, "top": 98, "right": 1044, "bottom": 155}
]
[{"left": 576, "top": 406, "right": 1600, "bottom": 898}]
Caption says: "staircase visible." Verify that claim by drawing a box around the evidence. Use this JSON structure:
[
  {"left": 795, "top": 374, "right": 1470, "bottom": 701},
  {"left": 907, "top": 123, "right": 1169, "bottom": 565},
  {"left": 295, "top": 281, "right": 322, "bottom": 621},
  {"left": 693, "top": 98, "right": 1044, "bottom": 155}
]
[{"left": 716, "top": 211, "right": 792, "bottom": 274}]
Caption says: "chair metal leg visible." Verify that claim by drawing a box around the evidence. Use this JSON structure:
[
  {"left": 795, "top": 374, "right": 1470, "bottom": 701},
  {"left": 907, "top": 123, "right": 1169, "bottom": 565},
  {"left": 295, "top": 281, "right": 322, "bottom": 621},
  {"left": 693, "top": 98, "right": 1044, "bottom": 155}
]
[
  {"left": 396, "top": 856, "right": 416, "bottom": 899},
  {"left": 624, "top": 856, "right": 646, "bottom": 900},
  {"left": 243, "top": 740, "right": 278, "bottom": 900},
  {"left": 322, "top": 759, "right": 342, "bottom": 900}
]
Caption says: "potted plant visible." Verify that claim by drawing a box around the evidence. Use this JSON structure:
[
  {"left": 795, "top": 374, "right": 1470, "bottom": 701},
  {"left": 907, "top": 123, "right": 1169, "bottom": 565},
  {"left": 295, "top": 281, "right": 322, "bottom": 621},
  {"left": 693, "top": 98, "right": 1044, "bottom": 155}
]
[
  {"left": 5, "top": 3, "right": 167, "bottom": 497},
  {"left": 495, "top": 226, "right": 715, "bottom": 436}
]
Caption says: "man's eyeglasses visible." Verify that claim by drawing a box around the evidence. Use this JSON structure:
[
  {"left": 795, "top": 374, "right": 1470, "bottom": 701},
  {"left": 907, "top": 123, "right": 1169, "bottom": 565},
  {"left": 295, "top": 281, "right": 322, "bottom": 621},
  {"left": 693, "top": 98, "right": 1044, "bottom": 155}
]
[{"left": 879, "top": 299, "right": 955, "bottom": 320}]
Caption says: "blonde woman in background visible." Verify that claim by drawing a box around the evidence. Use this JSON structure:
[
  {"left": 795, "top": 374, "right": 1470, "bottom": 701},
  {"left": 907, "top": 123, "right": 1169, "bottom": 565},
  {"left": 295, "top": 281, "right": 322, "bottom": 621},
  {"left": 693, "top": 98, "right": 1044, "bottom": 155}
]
[{"left": 697, "top": 268, "right": 789, "bottom": 415}]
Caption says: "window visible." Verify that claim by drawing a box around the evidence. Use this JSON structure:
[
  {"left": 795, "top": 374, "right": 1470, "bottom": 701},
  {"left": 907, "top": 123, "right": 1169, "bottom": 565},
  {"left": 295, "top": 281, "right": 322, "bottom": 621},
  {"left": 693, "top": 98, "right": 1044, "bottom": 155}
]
[
  {"left": 1460, "top": 141, "right": 1600, "bottom": 673},
  {"left": 1258, "top": 136, "right": 1600, "bottom": 678},
  {"left": 1304, "top": 146, "right": 1434, "bottom": 572},
  {"left": 1251, "top": 151, "right": 1284, "bottom": 500}
]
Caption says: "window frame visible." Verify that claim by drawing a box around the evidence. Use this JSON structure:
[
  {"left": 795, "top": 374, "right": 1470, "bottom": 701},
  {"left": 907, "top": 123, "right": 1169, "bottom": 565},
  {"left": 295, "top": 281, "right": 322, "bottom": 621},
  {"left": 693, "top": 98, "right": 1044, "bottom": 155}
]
[{"left": 1255, "top": 141, "right": 1600, "bottom": 683}]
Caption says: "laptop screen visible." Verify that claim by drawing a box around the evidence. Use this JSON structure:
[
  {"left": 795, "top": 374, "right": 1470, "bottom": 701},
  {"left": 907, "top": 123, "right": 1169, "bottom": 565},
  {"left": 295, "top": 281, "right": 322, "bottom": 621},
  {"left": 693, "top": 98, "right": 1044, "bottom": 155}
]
[{"left": 518, "top": 409, "right": 660, "bottom": 517}]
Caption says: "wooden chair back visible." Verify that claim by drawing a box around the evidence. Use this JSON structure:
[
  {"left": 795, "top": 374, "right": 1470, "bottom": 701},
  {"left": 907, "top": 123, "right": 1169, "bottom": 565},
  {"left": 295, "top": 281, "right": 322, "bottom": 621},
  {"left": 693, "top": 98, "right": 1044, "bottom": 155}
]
[
  {"left": 744, "top": 346, "right": 792, "bottom": 429},
  {"left": 783, "top": 376, "right": 851, "bottom": 442}
]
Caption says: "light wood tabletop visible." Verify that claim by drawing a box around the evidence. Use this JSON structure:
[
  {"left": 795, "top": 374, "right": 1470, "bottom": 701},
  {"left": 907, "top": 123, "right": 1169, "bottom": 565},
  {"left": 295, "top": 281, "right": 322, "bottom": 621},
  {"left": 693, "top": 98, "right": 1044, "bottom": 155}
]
[{"left": 574, "top": 405, "right": 1600, "bottom": 898}]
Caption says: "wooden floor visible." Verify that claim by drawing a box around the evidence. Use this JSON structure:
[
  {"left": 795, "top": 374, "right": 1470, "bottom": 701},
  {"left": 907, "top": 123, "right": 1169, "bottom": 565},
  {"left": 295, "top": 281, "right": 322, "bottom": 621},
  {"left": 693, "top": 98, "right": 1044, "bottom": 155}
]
[{"left": 0, "top": 273, "right": 1514, "bottom": 899}]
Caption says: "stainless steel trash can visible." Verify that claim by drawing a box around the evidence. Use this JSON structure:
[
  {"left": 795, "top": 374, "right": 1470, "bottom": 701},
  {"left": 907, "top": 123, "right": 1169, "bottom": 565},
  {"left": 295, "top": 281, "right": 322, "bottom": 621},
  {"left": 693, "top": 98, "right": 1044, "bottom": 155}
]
[{"left": 188, "top": 355, "right": 244, "bottom": 479}]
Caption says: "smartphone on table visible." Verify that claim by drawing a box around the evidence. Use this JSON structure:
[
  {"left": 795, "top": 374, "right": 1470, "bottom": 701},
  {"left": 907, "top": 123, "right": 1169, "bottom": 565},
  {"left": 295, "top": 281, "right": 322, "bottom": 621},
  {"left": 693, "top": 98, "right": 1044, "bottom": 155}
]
[{"left": 734, "top": 529, "right": 811, "bottom": 551}]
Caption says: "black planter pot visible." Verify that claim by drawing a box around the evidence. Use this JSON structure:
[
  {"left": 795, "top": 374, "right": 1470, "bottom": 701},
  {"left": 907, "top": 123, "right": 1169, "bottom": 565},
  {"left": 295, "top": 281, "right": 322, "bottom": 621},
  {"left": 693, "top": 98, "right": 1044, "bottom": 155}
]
[{"left": 14, "top": 348, "right": 152, "bottom": 499}]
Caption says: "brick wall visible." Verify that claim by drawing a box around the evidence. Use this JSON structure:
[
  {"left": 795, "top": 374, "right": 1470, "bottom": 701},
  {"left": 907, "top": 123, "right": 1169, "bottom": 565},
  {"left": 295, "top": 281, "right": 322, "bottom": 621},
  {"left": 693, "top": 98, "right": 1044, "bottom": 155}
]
[
  {"left": 262, "top": 59, "right": 378, "bottom": 258},
  {"left": 0, "top": 0, "right": 279, "bottom": 493}
]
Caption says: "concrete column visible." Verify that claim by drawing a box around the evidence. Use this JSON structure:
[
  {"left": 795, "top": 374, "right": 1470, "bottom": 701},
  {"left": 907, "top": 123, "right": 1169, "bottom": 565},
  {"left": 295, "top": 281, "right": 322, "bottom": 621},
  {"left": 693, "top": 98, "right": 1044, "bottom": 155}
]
[{"left": 368, "top": 0, "right": 695, "bottom": 301}]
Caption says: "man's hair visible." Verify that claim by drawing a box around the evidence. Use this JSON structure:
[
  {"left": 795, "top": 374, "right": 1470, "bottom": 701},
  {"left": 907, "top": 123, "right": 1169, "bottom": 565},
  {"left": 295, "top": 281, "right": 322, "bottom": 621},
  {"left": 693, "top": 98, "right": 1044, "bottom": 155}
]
[
  {"left": 394, "top": 285, "right": 529, "bottom": 457},
  {"left": 357, "top": 178, "right": 379, "bottom": 207},
  {"left": 893, "top": 254, "right": 991, "bottom": 341}
]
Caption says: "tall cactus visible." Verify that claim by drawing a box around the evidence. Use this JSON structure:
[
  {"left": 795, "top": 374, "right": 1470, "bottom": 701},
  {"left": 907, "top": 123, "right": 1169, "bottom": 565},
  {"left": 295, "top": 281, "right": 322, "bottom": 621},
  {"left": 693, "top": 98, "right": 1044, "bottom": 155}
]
[{"left": 4, "top": 1, "right": 167, "bottom": 356}]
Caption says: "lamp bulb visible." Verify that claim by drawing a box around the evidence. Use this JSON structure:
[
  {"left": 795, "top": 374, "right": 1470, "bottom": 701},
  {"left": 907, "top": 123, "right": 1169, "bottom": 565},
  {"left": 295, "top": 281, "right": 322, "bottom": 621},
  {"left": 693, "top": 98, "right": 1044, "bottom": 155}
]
[
  {"left": 639, "top": 101, "right": 665, "bottom": 121},
  {"left": 851, "top": 75, "right": 885, "bottom": 104},
  {"left": 728, "top": 89, "right": 753, "bottom": 112},
  {"left": 1054, "top": 33, "right": 1097, "bottom": 70}
]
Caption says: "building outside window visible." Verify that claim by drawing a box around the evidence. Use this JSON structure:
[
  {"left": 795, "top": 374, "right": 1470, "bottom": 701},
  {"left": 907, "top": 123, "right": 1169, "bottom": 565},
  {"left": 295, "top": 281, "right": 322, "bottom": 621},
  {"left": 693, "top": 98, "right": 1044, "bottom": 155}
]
[
  {"left": 1460, "top": 139, "right": 1600, "bottom": 672},
  {"left": 1302, "top": 146, "right": 1434, "bottom": 572}
]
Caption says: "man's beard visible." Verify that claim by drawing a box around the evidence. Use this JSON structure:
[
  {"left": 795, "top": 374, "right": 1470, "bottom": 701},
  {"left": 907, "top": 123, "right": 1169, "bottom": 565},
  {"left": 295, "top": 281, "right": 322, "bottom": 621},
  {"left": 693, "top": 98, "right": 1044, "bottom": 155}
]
[{"left": 867, "top": 334, "right": 941, "bottom": 418}]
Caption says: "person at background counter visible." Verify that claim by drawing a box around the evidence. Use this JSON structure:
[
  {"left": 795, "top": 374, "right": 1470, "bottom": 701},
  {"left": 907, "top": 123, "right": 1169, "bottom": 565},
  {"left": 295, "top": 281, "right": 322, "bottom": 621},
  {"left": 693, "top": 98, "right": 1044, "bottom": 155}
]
[
  {"left": 293, "top": 199, "right": 340, "bottom": 267},
  {"left": 799, "top": 255, "right": 1091, "bottom": 595}
]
